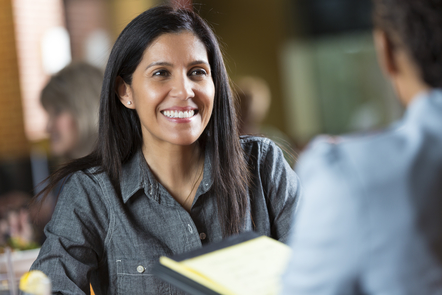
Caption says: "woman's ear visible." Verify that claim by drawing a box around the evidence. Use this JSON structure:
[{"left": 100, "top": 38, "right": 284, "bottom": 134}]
[
  {"left": 116, "top": 76, "right": 135, "bottom": 109},
  {"left": 373, "top": 29, "right": 398, "bottom": 77}
]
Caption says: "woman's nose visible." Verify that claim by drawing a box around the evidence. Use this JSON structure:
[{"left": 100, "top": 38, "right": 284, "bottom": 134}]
[{"left": 170, "top": 75, "right": 195, "bottom": 100}]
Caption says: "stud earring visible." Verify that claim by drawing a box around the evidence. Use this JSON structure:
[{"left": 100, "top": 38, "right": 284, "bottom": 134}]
[{"left": 127, "top": 101, "right": 132, "bottom": 105}]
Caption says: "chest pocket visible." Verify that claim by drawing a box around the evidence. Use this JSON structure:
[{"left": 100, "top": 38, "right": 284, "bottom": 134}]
[{"left": 116, "top": 258, "right": 172, "bottom": 295}]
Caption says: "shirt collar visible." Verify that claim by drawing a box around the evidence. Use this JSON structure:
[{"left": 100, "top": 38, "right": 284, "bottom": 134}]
[
  {"left": 404, "top": 89, "right": 442, "bottom": 124},
  {"left": 120, "top": 149, "right": 146, "bottom": 203}
]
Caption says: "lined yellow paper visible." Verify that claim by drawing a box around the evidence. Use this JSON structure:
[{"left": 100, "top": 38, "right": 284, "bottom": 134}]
[{"left": 160, "top": 236, "right": 291, "bottom": 295}]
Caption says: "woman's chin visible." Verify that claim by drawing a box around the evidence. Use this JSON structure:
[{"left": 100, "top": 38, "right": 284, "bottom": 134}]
[{"left": 169, "top": 138, "right": 200, "bottom": 147}]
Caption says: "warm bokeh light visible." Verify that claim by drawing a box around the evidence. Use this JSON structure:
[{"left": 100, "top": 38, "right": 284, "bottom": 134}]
[
  {"left": 12, "top": 0, "right": 66, "bottom": 141},
  {"left": 41, "top": 26, "right": 72, "bottom": 75}
]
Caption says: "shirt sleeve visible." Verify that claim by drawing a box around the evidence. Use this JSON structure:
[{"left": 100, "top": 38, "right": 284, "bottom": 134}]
[
  {"left": 30, "top": 170, "right": 109, "bottom": 295},
  {"left": 260, "top": 139, "right": 302, "bottom": 243},
  {"left": 280, "top": 140, "right": 365, "bottom": 295}
]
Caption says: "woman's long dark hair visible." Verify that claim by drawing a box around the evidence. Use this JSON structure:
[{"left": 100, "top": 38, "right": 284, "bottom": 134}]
[{"left": 38, "top": 5, "right": 250, "bottom": 237}]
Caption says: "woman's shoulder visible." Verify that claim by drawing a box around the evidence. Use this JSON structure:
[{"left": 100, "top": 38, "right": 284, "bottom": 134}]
[
  {"left": 63, "top": 165, "right": 109, "bottom": 189},
  {"left": 240, "top": 135, "right": 282, "bottom": 154},
  {"left": 240, "top": 135, "right": 285, "bottom": 165},
  {"left": 240, "top": 135, "right": 277, "bottom": 150},
  {"left": 55, "top": 166, "right": 116, "bottom": 215}
]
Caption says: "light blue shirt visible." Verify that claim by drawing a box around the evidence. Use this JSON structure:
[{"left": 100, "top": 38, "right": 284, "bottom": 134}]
[{"left": 281, "top": 90, "right": 442, "bottom": 295}]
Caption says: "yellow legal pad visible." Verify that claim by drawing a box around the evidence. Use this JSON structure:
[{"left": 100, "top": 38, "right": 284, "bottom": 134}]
[{"left": 154, "top": 232, "right": 292, "bottom": 295}]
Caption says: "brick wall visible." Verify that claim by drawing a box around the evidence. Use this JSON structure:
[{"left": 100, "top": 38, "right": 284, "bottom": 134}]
[
  {"left": 12, "top": 0, "right": 65, "bottom": 142},
  {"left": 110, "top": 0, "right": 155, "bottom": 38},
  {"left": 64, "top": 0, "right": 157, "bottom": 67},
  {"left": 0, "top": 0, "right": 29, "bottom": 160},
  {"left": 64, "top": 0, "right": 111, "bottom": 62}
]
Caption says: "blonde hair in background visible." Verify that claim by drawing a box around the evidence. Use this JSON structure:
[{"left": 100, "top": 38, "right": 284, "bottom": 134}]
[
  {"left": 235, "top": 76, "right": 271, "bottom": 134},
  {"left": 40, "top": 62, "right": 103, "bottom": 158}
]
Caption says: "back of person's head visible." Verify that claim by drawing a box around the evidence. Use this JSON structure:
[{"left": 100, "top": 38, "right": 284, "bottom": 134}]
[
  {"left": 373, "top": 0, "right": 442, "bottom": 89},
  {"left": 41, "top": 62, "right": 103, "bottom": 158}
]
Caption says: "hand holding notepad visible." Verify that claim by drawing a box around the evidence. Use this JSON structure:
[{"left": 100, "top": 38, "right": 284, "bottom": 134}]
[{"left": 153, "top": 232, "right": 292, "bottom": 295}]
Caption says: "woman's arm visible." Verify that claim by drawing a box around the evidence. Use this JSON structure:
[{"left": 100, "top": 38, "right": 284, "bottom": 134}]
[
  {"left": 260, "top": 138, "right": 302, "bottom": 243},
  {"left": 31, "top": 171, "right": 110, "bottom": 294}
]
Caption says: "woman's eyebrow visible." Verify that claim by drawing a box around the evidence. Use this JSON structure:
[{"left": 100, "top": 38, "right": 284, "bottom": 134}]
[
  {"left": 189, "top": 60, "right": 209, "bottom": 66},
  {"left": 145, "top": 60, "right": 209, "bottom": 71},
  {"left": 145, "top": 61, "right": 172, "bottom": 70}
]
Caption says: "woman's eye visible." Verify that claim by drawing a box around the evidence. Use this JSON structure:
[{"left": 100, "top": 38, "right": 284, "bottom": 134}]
[
  {"left": 153, "top": 70, "right": 170, "bottom": 77},
  {"left": 189, "top": 69, "right": 207, "bottom": 76}
]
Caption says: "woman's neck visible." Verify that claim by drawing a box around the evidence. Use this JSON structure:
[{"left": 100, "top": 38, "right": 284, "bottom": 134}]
[{"left": 142, "top": 140, "right": 204, "bottom": 210}]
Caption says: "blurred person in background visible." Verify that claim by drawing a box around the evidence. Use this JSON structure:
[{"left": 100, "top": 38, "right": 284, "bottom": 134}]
[
  {"left": 41, "top": 62, "right": 103, "bottom": 160},
  {"left": 0, "top": 191, "right": 37, "bottom": 252},
  {"left": 1, "top": 63, "right": 103, "bottom": 251},
  {"left": 30, "top": 5, "right": 300, "bottom": 294},
  {"left": 235, "top": 76, "right": 296, "bottom": 166},
  {"left": 34, "top": 62, "right": 103, "bottom": 242},
  {"left": 281, "top": 0, "right": 442, "bottom": 294}
]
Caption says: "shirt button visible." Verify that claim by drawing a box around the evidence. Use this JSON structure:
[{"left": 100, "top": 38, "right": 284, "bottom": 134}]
[
  {"left": 187, "top": 224, "right": 193, "bottom": 233},
  {"left": 137, "top": 265, "right": 145, "bottom": 273},
  {"left": 199, "top": 232, "right": 206, "bottom": 240}
]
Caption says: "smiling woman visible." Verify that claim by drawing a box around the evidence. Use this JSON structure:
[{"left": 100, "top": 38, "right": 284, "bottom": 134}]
[
  {"left": 118, "top": 32, "right": 214, "bottom": 147},
  {"left": 116, "top": 32, "right": 215, "bottom": 209},
  {"left": 29, "top": 5, "right": 301, "bottom": 294}
]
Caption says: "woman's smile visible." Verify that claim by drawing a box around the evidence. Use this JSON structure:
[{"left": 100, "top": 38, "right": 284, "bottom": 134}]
[
  {"left": 161, "top": 107, "right": 198, "bottom": 120},
  {"left": 118, "top": 31, "right": 214, "bottom": 147}
]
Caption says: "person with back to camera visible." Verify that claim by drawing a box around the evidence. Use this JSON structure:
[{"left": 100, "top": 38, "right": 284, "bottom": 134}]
[
  {"left": 30, "top": 5, "right": 301, "bottom": 294},
  {"left": 41, "top": 62, "right": 103, "bottom": 160},
  {"left": 281, "top": 0, "right": 442, "bottom": 294}
]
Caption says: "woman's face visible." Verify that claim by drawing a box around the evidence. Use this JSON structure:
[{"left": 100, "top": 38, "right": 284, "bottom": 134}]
[
  {"left": 45, "top": 107, "right": 79, "bottom": 157},
  {"left": 119, "top": 31, "right": 215, "bottom": 148}
]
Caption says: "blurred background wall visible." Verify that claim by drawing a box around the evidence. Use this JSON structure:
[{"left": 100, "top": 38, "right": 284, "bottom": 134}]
[{"left": 0, "top": 0, "right": 402, "bottom": 196}]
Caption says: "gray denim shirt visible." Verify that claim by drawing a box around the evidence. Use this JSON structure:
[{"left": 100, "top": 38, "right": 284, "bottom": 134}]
[{"left": 31, "top": 136, "right": 301, "bottom": 295}]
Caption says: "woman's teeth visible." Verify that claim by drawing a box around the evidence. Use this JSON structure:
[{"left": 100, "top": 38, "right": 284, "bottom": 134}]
[{"left": 163, "top": 110, "right": 195, "bottom": 118}]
